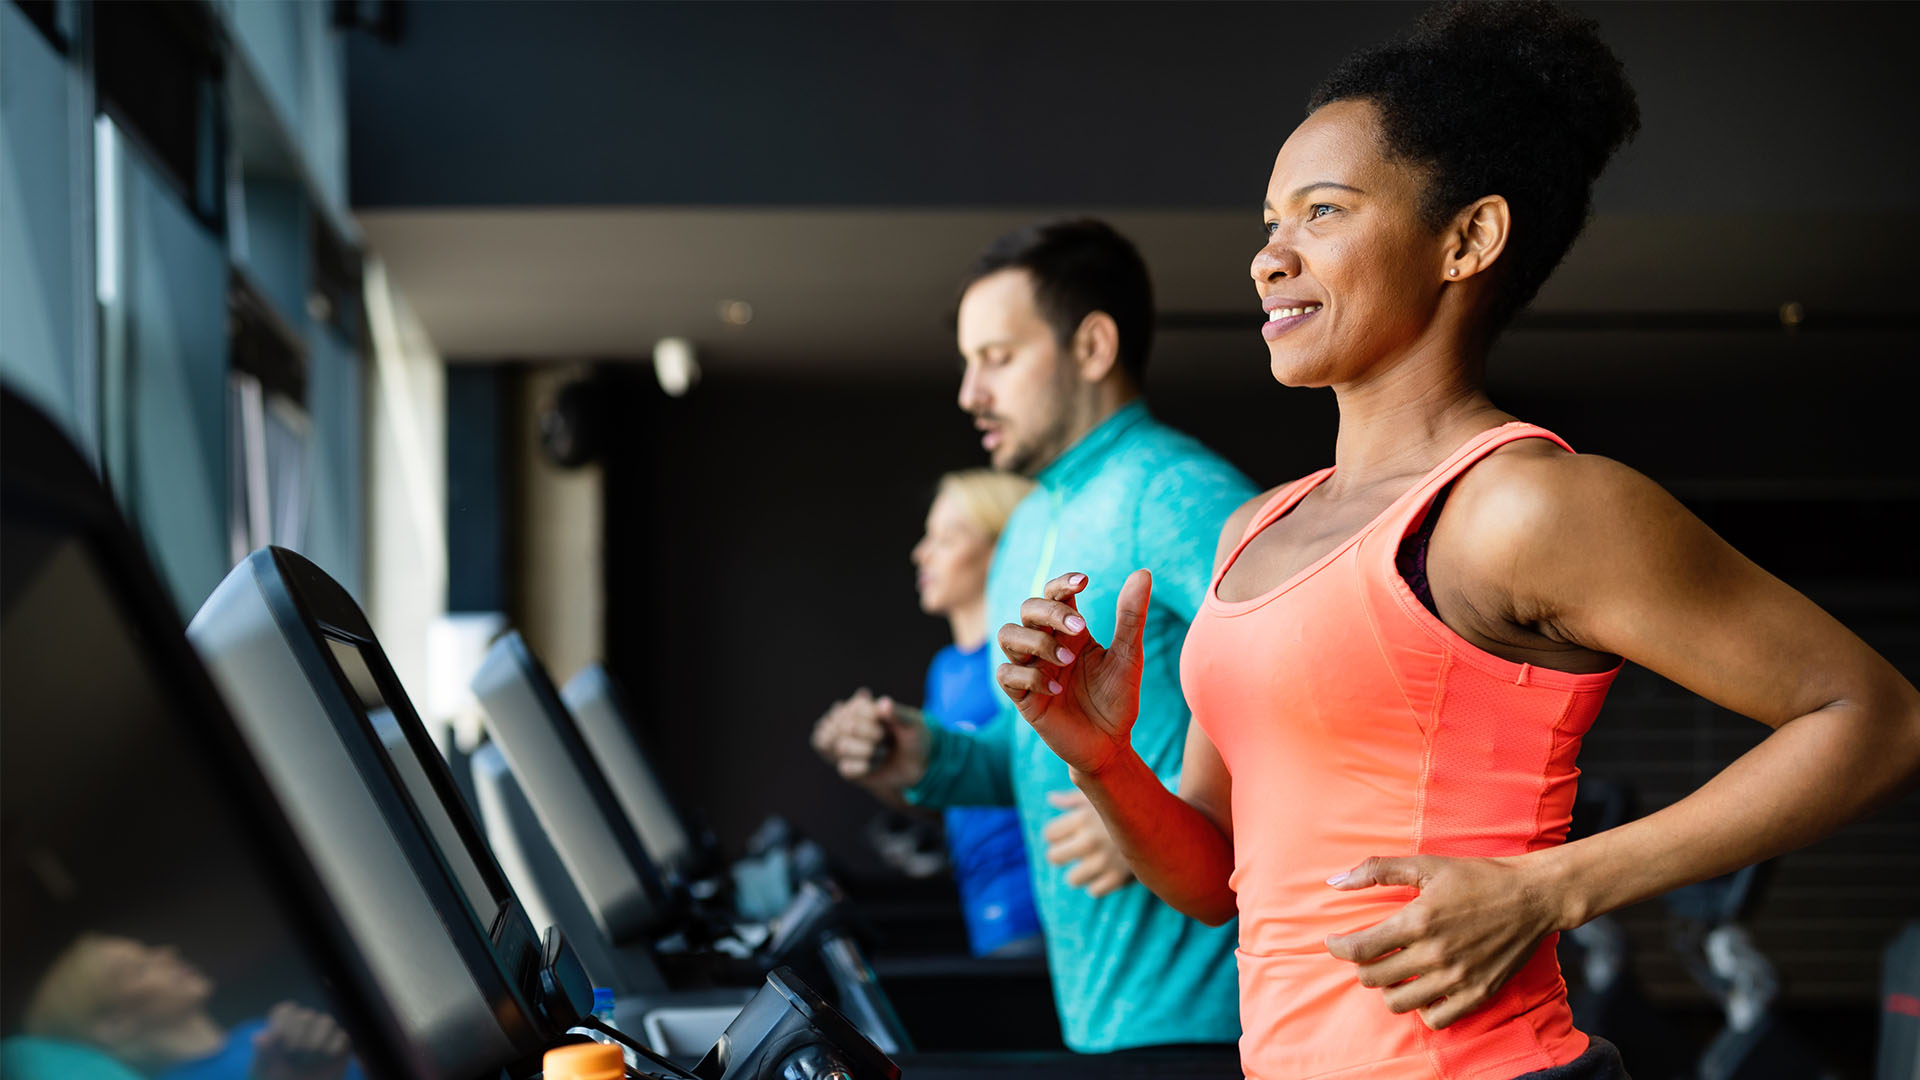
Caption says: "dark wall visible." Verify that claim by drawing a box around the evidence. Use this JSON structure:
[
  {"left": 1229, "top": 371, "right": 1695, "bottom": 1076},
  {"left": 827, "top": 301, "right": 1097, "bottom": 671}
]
[{"left": 601, "top": 369, "right": 987, "bottom": 880}]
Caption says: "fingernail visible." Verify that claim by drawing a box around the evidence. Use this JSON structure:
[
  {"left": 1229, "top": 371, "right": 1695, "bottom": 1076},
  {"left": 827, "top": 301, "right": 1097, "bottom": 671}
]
[
  {"left": 1326, "top": 872, "right": 1349, "bottom": 886},
  {"left": 1047, "top": 680, "right": 1063, "bottom": 694},
  {"left": 1070, "top": 574, "right": 1086, "bottom": 586},
  {"left": 1065, "top": 615, "right": 1086, "bottom": 633},
  {"left": 1056, "top": 647, "right": 1075, "bottom": 664}
]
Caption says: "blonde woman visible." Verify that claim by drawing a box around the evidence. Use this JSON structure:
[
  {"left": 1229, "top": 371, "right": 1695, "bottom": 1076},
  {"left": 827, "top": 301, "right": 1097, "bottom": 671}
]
[{"left": 815, "top": 469, "right": 1044, "bottom": 956}]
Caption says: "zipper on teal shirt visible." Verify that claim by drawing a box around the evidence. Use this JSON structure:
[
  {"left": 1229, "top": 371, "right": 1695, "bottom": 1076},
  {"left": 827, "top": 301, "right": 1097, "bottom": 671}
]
[{"left": 1028, "top": 486, "right": 1063, "bottom": 598}]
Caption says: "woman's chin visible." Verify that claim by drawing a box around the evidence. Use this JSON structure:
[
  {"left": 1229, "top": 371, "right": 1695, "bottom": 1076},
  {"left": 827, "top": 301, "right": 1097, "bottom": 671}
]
[
  {"left": 1266, "top": 346, "right": 1339, "bottom": 389},
  {"left": 1266, "top": 360, "right": 1317, "bottom": 388}
]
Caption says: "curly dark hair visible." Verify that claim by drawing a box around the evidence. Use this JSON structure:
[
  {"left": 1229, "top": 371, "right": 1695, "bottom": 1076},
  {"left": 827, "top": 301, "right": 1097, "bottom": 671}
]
[{"left": 1310, "top": 0, "right": 1640, "bottom": 329}]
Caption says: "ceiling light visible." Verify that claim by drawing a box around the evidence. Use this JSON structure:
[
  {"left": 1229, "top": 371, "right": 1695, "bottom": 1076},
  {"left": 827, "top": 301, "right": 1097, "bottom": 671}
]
[{"left": 653, "top": 337, "right": 700, "bottom": 397}]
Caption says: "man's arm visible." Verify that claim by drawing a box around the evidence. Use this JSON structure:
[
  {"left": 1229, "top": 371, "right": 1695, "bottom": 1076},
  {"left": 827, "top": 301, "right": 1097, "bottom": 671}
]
[
  {"left": 907, "top": 708, "right": 1017, "bottom": 808},
  {"left": 813, "top": 688, "right": 1017, "bottom": 807}
]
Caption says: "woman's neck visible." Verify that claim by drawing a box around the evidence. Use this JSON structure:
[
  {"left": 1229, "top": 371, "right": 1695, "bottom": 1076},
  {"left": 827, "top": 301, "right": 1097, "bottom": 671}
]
[
  {"left": 1327, "top": 335, "right": 1507, "bottom": 490},
  {"left": 947, "top": 600, "right": 988, "bottom": 652}
]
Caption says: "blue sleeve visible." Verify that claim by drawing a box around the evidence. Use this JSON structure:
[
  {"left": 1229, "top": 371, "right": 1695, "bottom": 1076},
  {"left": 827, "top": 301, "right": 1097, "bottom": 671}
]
[
  {"left": 152, "top": 1019, "right": 365, "bottom": 1080},
  {"left": 923, "top": 657, "right": 940, "bottom": 719},
  {"left": 904, "top": 706, "right": 1016, "bottom": 808},
  {"left": 1133, "top": 454, "right": 1257, "bottom": 624}
]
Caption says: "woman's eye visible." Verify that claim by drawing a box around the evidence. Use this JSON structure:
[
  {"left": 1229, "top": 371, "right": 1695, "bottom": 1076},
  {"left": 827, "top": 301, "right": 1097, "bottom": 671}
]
[
  {"left": 1309, "top": 204, "right": 1337, "bottom": 220},
  {"left": 1264, "top": 221, "right": 1280, "bottom": 236}
]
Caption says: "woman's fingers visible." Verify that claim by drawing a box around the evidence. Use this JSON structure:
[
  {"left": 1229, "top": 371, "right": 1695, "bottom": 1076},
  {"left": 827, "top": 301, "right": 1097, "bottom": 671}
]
[
  {"left": 1354, "top": 945, "right": 1427, "bottom": 990},
  {"left": 1382, "top": 981, "right": 1442, "bottom": 1015},
  {"left": 1042, "top": 572, "right": 1090, "bottom": 603},
  {"left": 1324, "top": 904, "right": 1419, "bottom": 964},
  {"left": 1020, "top": 595, "right": 1088, "bottom": 639},
  {"left": 997, "top": 662, "right": 1060, "bottom": 701},
  {"left": 999, "top": 623, "right": 1073, "bottom": 670},
  {"left": 1382, "top": 966, "right": 1466, "bottom": 1016},
  {"left": 1418, "top": 989, "right": 1485, "bottom": 1030}
]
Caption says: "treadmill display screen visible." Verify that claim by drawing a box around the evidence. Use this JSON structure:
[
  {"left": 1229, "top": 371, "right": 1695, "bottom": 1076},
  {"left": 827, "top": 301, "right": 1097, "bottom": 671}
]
[
  {"left": 325, "top": 636, "right": 506, "bottom": 931},
  {"left": 1, "top": 529, "right": 370, "bottom": 1079},
  {"left": 566, "top": 669, "right": 697, "bottom": 878}
]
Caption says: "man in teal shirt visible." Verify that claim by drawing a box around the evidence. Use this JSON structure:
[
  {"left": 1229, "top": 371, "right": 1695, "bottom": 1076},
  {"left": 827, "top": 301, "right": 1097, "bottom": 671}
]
[{"left": 813, "top": 220, "right": 1251, "bottom": 1053}]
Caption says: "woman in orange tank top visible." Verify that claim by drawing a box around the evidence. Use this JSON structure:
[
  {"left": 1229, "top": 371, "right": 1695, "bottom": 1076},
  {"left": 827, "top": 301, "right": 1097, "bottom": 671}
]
[{"left": 991, "top": 3, "right": 1920, "bottom": 1078}]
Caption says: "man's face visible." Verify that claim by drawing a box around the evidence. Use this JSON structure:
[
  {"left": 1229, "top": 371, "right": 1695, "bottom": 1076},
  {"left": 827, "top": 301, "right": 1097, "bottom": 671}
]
[{"left": 955, "top": 269, "right": 1080, "bottom": 476}]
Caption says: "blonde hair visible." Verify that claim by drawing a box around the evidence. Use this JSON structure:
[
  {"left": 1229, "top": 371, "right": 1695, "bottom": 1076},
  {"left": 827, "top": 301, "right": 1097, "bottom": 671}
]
[{"left": 936, "top": 469, "right": 1034, "bottom": 540}]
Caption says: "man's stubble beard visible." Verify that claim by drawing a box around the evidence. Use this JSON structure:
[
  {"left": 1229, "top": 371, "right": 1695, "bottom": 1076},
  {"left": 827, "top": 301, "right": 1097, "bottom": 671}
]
[
  {"left": 1001, "top": 359, "right": 1088, "bottom": 478},
  {"left": 1002, "top": 405, "right": 1078, "bottom": 478}
]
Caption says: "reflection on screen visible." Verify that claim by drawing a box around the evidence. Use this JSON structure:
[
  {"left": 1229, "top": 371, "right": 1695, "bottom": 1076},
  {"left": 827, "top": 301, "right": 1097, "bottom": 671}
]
[
  {"left": 324, "top": 637, "right": 504, "bottom": 929},
  {"left": 1, "top": 529, "right": 366, "bottom": 1080}
]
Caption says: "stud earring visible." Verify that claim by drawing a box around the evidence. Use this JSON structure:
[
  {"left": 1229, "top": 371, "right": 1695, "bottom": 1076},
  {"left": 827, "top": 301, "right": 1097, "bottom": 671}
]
[{"left": 1448, "top": 267, "right": 1459, "bottom": 278}]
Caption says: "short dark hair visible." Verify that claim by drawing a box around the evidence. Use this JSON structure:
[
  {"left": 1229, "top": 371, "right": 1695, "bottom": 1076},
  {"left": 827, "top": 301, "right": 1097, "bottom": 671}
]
[
  {"left": 958, "top": 218, "right": 1155, "bottom": 382},
  {"left": 1310, "top": 0, "right": 1640, "bottom": 330}
]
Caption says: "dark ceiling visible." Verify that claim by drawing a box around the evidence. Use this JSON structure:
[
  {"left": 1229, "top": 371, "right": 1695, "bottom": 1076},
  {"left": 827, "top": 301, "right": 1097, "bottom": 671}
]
[
  {"left": 345, "top": 1, "right": 1920, "bottom": 383},
  {"left": 348, "top": 1, "right": 1920, "bottom": 214}
]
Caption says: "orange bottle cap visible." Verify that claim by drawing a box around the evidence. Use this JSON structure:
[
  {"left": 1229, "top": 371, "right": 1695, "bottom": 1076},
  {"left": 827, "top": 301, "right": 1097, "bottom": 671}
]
[{"left": 542, "top": 1041, "right": 624, "bottom": 1080}]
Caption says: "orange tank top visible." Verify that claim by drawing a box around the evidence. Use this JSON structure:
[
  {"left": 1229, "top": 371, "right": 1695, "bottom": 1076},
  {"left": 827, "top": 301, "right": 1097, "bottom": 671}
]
[{"left": 1183, "top": 423, "right": 1621, "bottom": 1080}]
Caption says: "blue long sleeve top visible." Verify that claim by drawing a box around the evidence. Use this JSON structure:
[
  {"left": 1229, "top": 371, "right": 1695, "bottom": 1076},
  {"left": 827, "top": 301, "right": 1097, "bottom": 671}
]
[{"left": 924, "top": 642, "right": 1044, "bottom": 956}]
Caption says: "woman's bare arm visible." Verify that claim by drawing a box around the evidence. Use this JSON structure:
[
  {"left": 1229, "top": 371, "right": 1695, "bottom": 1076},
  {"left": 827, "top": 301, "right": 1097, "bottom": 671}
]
[
  {"left": 1325, "top": 451, "right": 1920, "bottom": 1029},
  {"left": 995, "top": 494, "right": 1268, "bottom": 925}
]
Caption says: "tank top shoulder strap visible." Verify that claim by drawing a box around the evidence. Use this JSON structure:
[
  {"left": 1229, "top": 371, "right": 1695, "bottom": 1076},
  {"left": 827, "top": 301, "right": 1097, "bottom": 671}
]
[
  {"left": 1214, "top": 469, "right": 1335, "bottom": 586},
  {"left": 1381, "top": 422, "right": 1577, "bottom": 539},
  {"left": 1238, "top": 469, "right": 1334, "bottom": 545}
]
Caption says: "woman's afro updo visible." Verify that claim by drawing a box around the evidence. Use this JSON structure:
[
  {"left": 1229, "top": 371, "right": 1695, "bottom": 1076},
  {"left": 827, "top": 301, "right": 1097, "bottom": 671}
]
[{"left": 1310, "top": 1, "right": 1640, "bottom": 329}]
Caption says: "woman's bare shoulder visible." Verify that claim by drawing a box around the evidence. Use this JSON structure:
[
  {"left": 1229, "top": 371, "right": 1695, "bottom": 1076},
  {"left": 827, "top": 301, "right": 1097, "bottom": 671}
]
[{"left": 1442, "top": 444, "right": 1697, "bottom": 593}]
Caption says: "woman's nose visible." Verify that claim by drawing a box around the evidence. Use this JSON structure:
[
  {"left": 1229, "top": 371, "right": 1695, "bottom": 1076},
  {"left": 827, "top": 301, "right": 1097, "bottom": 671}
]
[{"left": 1251, "top": 240, "right": 1298, "bottom": 284}]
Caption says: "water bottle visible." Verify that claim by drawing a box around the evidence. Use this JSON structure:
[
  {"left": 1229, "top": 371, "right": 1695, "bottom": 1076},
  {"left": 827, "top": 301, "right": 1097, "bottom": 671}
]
[{"left": 580, "top": 987, "right": 635, "bottom": 1069}]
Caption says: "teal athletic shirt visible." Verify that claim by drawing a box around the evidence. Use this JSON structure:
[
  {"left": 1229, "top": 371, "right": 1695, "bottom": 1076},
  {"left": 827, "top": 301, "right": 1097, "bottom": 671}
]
[{"left": 908, "top": 401, "right": 1253, "bottom": 1053}]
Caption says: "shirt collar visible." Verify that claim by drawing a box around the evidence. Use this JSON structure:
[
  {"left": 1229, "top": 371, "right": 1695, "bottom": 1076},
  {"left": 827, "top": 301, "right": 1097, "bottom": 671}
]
[{"left": 1034, "top": 400, "right": 1149, "bottom": 497}]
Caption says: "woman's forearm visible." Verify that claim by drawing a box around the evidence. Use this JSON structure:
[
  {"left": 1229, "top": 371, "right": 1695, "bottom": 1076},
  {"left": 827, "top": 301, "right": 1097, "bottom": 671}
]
[
  {"left": 1542, "top": 691, "right": 1920, "bottom": 930},
  {"left": 1072, "top": 749, "right": 1238, "bottom": 924}
]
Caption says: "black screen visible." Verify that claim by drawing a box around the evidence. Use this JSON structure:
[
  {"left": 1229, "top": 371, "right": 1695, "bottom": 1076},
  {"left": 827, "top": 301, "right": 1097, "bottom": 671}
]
[
  {"left": 323, "top": 636, "right": 509, "bottom": 931},
  {"left": 0, "top": 525, "right": 366, "bottom": 1079}
]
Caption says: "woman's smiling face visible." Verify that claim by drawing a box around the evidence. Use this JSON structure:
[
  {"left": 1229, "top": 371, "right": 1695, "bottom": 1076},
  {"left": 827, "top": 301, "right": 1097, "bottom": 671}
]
[{"left": 1251, "top": 98, "right": 1457, "bottom": 389}]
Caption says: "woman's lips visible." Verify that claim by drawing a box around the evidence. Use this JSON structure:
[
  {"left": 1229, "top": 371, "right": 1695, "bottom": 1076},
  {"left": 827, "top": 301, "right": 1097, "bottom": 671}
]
[{"left": 1261, "top": 305, "right": 1322, "bottom": 342}]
